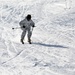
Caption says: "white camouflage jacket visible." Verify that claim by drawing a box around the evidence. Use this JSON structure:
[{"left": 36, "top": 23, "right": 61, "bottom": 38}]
[{"left": 19, "top": 18, "right": 35, "bottom": 31}]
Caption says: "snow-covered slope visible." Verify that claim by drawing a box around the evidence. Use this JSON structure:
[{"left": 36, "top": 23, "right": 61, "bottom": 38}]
[{"left": 0, "top": 0, "right": 75, "bottom": 75}]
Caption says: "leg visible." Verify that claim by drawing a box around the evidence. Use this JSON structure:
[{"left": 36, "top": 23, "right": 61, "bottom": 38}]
[
  {"left": 21, "top": 30, "right": 26, "bottom": 44},
  {"left": 27, "top": 30, "right": 32, "bottom": 44}
]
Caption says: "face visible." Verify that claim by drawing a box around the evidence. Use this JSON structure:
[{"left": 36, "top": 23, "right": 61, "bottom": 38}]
[
  {"left": 27, "top": 18, "right": 30, "bottom": 21},
  {"left": 26, "top": 15, "right": 31, "bottom": 21}
]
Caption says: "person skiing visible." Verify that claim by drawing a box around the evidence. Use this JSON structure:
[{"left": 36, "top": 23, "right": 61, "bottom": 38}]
[{"left": 19, "top": 14, "right": 35, "bottom": 44}]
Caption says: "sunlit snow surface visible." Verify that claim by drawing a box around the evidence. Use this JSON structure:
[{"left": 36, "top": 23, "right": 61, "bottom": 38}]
[{"left": 0, "top": 0, "right": 75, "bottom": 75}]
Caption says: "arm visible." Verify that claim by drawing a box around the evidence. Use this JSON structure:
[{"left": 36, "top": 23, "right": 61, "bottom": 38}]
[
  {"left": 19, "top": 20, "right": 25, "bottom": 28},
  {"left": 31, "top": 21, "right": 35, "bottom": 28}
]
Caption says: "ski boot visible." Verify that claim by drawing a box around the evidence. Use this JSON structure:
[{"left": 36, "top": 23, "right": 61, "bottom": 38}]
[
  {"left": 21, "top": 39, "right": 24, "bottom": 44},
  {"left": 28, "top": 39, "right": 32, "bottom": 44}
]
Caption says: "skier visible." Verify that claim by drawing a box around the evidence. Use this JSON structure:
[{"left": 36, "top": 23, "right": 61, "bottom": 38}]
[{"left": 19, "top": 14, "right": 35, "bottom": 44}]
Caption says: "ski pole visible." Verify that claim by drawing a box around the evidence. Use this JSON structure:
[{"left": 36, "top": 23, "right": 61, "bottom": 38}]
[
  {"left": 31, "top": 26, "right": 36, "bottom": 31},
  {"left": 12, "top": 27, "right": 21, "bottom": 30}
]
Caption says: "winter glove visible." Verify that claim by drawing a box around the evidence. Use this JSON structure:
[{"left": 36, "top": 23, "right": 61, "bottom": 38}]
[
  {"left": 23, "top": 26, "right": 25, "bottom": 28},
  {"left": 32, "top": 25, "right": 35, "bottom": 27}
]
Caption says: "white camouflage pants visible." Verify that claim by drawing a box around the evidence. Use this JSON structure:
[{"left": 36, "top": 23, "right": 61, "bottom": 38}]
[{"left": 21, "top": 29, "right": 32, "bottom": 41}]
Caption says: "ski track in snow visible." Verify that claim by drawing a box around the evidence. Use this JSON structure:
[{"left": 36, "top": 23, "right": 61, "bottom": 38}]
[{"left": 0, "top": 0, "right": 75, "bottom": 75}]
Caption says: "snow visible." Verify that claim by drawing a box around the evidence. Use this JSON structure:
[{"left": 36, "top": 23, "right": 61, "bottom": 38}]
[{"left": 0, "top": 0, "right": 75, "bottom": 75}]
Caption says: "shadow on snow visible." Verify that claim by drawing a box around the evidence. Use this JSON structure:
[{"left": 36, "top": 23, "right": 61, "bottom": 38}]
[{"left": 33, "top": 42, "right": 68, "bottom": 48}]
